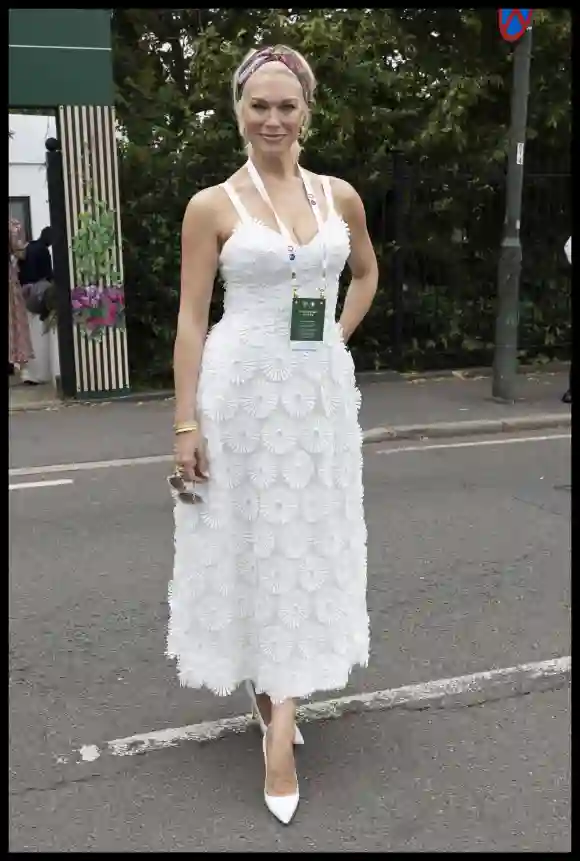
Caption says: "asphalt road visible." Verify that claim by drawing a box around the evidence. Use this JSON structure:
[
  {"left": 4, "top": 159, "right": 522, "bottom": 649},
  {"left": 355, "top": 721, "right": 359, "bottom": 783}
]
[
  {"left": 8, "top": 371, "right": 569, "bottom": 470},
  {"left": 9, "top": 431, "right": 570, "bottom": 851}
]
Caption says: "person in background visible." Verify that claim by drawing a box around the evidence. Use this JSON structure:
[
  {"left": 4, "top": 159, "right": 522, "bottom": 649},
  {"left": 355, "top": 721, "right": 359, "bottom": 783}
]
[
  {"left": 8, "top": 217, "right": 34, "bottom": 376},
  {"left": 562, "top": 236, "right": 571, "bottom": 404},
  {"left": 17, "top": 225, "right": 53, "bottom": 385}
]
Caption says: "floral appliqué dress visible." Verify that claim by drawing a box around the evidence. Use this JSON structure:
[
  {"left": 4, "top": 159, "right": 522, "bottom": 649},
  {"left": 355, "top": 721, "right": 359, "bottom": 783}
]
[{"left": 167, "top": 176, "right": 369, "bottom": 703}]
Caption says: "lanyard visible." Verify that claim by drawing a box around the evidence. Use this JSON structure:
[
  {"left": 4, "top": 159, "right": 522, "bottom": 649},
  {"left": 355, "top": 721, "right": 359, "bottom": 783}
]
[{"left": 245, "top": 159, "right": 327, "bottom": 299}]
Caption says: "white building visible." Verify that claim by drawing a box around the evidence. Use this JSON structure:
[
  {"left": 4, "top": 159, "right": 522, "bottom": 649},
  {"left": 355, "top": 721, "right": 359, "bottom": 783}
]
[{"left": 9, "top": 112, "right": 60, "bottom": 385}]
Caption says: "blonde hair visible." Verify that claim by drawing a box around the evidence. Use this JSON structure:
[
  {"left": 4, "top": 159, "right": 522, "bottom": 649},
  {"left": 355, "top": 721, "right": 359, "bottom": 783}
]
[{"left": 232, "top": 45, "right": 317, "bottom": 162}]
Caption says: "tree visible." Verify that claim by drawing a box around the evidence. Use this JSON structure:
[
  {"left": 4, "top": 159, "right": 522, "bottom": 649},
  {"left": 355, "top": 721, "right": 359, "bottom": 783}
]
[{"left": 112, "top": 9, "right": 571, "bottom": 385}]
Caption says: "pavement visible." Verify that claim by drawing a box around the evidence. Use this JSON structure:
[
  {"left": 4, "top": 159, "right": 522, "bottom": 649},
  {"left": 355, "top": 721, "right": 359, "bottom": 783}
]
[
  {"left": 9, "top": 415, "right": 571, "bottom": 850},
  {"left": 9, "top": 369, "right": 571, "bottom": 470}
]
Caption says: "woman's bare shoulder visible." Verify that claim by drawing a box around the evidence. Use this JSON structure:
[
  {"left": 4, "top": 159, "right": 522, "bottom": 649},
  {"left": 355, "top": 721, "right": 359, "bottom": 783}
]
[
  {"left": 183, "top": 184, "right": 227, "bottom": 218},
  {"left": 326, "top": 175, "right": 360, "bottom": 204}
]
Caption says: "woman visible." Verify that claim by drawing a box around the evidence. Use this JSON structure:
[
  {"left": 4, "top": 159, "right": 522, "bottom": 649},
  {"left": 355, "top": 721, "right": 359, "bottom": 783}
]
[
  {"left": 167, "top": 45, "right": 378, "bottom": 824},
  {"left": 9, "top": 218, "right": 34, "bottom": 373}
]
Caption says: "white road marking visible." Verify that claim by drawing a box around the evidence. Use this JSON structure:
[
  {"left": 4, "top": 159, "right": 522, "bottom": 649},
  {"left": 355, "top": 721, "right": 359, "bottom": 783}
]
[
  {"left": 74, "top": 655, "right": 570, "bottom": 763},
  {"left": 9, "top": 478, "right": 74, "bottom": 491},
  {"left": 377, "top": 433, "right": 570, "bottom": 455},
  {"left": 78, "top": 745, "right": 100, "bottom": 763},
  {"left": 9, "top": 454, "right": 172, "bottom": 478},
  {"left": 9, "top": 432, "right": 570, "bottom": 479}
]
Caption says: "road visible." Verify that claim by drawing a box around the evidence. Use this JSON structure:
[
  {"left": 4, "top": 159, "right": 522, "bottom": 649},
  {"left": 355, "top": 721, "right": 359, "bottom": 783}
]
[{"left": 9, "top": 430, "right": 570, "bottom": 851}]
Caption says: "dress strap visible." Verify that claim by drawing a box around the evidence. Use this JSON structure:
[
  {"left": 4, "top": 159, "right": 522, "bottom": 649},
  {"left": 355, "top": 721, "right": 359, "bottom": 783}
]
[
  {"left": 221, "top": 181, "right": 251, "bottom": 223},
  {"left": 320, "top": 176, "right": 336, "bottom": 216}
]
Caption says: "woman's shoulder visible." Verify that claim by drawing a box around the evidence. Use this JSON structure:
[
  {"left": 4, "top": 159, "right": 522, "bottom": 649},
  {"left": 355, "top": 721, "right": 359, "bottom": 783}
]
[
  {"left": 182, "top": 183, "right": 233, "bottom": 225},
  {"left": 325, "top": 175, "right": 359, "bottom": 203},
  {"left": 184, "top": 168, "right": 251, "bottom": 211}
]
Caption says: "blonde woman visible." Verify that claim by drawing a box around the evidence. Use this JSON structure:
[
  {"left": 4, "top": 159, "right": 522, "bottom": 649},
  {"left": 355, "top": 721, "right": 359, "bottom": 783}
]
[{"left": 167, "top": 45, "right": 378, "bottom": 824}]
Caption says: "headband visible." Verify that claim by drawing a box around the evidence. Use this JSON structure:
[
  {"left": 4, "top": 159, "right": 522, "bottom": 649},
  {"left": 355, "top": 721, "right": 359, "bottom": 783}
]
[{"left": 236, "top": 47, "right": 312, "bottom": 103}]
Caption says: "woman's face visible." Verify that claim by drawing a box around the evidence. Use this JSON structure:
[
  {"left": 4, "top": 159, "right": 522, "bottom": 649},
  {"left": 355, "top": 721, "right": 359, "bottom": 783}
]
[{"left": 240, "top": 62, "right": 306, "bottom": 156}]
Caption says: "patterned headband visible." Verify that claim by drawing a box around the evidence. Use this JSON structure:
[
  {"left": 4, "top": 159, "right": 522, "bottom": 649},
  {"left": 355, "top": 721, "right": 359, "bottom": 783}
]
[{"left": 236, "top": 47, "right": 312, "bottom": 103}]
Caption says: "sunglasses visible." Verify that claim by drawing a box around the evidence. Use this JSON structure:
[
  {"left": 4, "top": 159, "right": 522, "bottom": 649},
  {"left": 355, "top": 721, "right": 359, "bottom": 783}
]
[{"left": 167, "top": 470, "right": 203, "bottom": 505}]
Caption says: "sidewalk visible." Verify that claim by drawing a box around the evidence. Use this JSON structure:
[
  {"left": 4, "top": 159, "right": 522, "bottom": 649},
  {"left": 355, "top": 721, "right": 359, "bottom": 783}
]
[
  {"left": 360, "top": 370, "right": 571, "bottom": 440},
  {"left": 9, "top": 370, "right": 570, "bottom": 471}
]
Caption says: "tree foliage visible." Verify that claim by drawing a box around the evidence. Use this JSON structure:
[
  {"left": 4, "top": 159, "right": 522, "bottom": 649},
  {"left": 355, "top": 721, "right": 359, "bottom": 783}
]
[{"left": 112, "top": 9, "right": 571, "bottom": 386}]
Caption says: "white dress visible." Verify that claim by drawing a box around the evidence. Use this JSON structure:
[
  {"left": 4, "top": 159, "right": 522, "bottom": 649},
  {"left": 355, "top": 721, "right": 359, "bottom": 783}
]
[{"left": 167, "top": 174, "right": 369, "bottom": 704}]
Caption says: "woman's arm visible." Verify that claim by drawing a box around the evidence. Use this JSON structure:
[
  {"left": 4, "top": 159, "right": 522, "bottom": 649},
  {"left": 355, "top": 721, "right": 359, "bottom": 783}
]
[
  {"left": 173, "top": 188, "right": 220, "bottom": 426},
  {"left": 333, "top": 179, "right": 378, "bottom": 342}
]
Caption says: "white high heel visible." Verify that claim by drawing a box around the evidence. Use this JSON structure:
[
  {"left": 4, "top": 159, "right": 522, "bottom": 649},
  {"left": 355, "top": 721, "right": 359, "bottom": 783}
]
[
  {"left": 262, "top": 731, "right": 300, "bottom": 825},
  {"left": 245, "top": 680, "right": 304, "bottom": 746}
]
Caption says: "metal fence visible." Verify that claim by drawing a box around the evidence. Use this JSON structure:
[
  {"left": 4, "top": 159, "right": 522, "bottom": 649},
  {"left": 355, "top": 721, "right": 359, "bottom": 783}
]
[{"left": 365, "top": 155, "right": 571, "bottom": 371}]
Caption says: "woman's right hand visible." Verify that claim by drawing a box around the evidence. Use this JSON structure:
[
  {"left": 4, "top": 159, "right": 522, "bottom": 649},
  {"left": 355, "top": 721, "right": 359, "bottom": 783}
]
[{"left": 173, "top": 429, "right": 210, "bottom": 482}]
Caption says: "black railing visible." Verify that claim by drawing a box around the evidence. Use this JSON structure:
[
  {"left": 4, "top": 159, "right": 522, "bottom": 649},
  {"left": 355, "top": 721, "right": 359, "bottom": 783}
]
[{"left": 360, "top": 155, "right": 571, "bottom": 371}]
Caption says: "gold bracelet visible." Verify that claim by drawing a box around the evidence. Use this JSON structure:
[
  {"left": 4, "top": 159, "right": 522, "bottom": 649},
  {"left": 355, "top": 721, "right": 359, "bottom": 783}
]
[{"left": 174, "top": 421, "right": 199, "bottom": 434}]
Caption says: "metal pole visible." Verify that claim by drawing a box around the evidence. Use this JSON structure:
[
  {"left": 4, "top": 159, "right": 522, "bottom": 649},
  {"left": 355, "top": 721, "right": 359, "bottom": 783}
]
[
  {"left": 492, "top": 25, "right": 533, "bottom": 400},
  {"left": 46, "top": 136, "right": 77, "bottom": 399}
]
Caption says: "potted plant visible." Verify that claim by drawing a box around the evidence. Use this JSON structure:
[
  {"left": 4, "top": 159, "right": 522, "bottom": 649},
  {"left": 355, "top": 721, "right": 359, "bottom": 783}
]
[{"left": 70, "top": 186, "right": 125, "bottom": 342}]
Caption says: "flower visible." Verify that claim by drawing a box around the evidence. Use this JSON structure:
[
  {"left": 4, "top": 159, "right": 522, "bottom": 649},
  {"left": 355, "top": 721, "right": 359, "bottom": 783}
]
[
  {"left": 261, "top": 415, "right": 298, "bottom": 455},
  {"left": 262, "top": 354, "right": 293, "bottom": 382},
  {"left": 260, "top": 486, "right": 299, "bottom": 525},
  {"left": 194, "top": 533, "right": 224, "bottom": 568},
  {"left": 259, "top": 624, "right": 295, "bottom": 663},
  {"left": 234, "top": 485, "right": 260, "bottom": 522},
  {"left": 281, "top": 377, "right": 317, "bottom": 418},
  {"left": 201, "top": 388, "right": 238, "bottom": 423},
  {"left": 228, "top": 354, "right": 258, "bottom": 386},
  {"left": 247, "top": 450, "right": 279, "bottom": 489},
  {"left": 315, "top": 589, "right": 348, "bottom": 625},
  {"left": 299, "top": 554, "right": 329, "bottom": 592},
  {"left": 222, "top": 414, "right": 261, "bottom": 453},
  {"left": 278, "top": 590, "right": 311, "bottom": 629},
  {"left": 281, "top": 450, "right": 315, "bottom": 489},
  {"left": 200, "top": 491, "right": 231, "bottom": 530},
  {"left": 257, "top": 556, "right": 297, "bottom": 595},
  {"left": 298, "top": 351, "right": 329, "bottom": 381},
  {"left": 315, "top": 528, "right": 345, "bottom": 559},
  {"left": 320, "top": 383, "right": 343, "bottom": 418},
  {"left": 213, "top": 454, "right": 246, "bottom": 489},
  {"left": 70, "top": 284, "right": 126, "bottom": 341},
  {"left": 300, "top": 417, "right": 333, "bottom": 454},
  {"left": 240, "top": 379, "right": 279, "bottom": 419}
]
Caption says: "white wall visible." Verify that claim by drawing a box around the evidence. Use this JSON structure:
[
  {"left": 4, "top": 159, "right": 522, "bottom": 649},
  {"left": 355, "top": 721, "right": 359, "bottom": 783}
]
[
  {"left": 9, "top": 113, "right": 57, "bottom": 237},
  {"left": 9, "top": 114, "right": 60, "bottom": 384}
]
